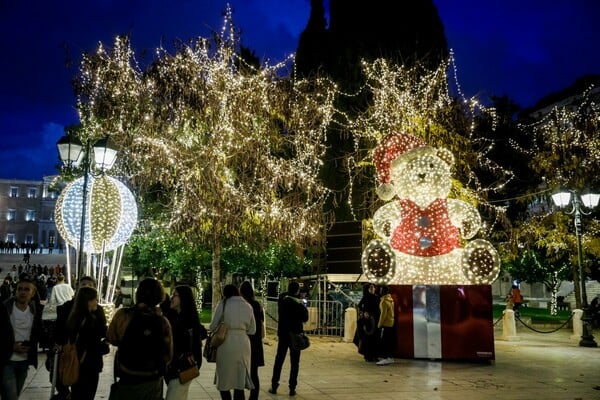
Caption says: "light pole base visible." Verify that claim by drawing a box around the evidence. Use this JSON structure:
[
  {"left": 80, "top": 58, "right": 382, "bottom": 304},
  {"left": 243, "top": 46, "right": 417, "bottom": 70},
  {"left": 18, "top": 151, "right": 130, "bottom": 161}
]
[
  {"left": 579, "top": 320, "right": 598, "bottom": 348},
  {"left": 579, "top": 336, "right": 598, "bottom": 348}
]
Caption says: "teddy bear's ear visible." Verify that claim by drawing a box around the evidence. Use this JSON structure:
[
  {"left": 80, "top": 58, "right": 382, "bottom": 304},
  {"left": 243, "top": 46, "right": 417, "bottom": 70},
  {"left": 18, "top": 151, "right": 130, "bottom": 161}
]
[
  {"left": 436, "top": 148, "right": 454, "bottom": 166},
  {"left": 376, "top": 183, "right": 396, "bottom": 201}
]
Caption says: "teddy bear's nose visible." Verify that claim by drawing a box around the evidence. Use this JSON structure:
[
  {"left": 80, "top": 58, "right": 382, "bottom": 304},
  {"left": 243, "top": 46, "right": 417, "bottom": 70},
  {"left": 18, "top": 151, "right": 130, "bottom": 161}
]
[{"left": 418, "top": 173, "right": 426, "bottom": 180}]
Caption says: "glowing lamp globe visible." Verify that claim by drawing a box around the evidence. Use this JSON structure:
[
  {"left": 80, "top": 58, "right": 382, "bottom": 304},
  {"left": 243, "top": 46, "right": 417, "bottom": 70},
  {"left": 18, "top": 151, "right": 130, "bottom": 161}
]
[{"left": 55, "top": 175, "right": 138, "bottom": 253}]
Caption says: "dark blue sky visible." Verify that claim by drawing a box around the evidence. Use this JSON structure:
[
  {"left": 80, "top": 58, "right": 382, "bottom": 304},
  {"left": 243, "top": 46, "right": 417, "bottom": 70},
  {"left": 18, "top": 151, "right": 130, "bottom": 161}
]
[{"left": 1, "top": 0, "right": 599, "bottom": 180}]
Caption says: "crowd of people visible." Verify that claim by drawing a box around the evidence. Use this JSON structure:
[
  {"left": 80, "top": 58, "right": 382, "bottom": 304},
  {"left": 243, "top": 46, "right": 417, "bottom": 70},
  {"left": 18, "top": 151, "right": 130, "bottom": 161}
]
[
  {"left": 354, "top": 283, "right": 397, "bottom": 366},
  {"left": 1, "top": 263, "right": 71, "bottom": 305},
  {"left": 0, "top": 272, "right": 310, "bottom": 400}
]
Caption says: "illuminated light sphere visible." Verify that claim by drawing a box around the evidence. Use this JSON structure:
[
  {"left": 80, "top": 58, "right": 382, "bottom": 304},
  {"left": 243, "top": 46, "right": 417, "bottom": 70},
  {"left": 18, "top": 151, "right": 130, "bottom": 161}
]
[{"left": 55, "top": 174, "right": 138, "bottom": 253}]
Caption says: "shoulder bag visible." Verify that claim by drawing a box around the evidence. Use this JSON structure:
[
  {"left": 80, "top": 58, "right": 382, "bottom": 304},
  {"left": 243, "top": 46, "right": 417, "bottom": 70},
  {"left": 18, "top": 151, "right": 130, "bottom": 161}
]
[
  {"left": 289, "top": 332, "right": 310, "bottom": 351},
  {"left": 203, "top": 299, "right": 227, "bottom": 362},
  {"left": 178, "top": 329, "right": 200, "bottom": 384}
]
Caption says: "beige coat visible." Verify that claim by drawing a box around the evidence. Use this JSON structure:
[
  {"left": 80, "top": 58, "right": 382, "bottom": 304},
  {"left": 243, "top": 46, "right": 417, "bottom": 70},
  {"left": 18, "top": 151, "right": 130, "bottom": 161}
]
[{"left": 209, "top": 296, "right": 256, "bottom": 391}]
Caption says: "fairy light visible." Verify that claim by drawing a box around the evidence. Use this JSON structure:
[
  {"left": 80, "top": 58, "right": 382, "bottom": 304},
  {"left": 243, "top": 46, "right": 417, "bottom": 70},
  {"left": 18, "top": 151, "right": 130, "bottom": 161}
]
[
  {"left": 348, "top": 57, "right": 513, "bottom": 231},
  {"left": 55, "top": 175, "right": 138, "bottom": 253},
  {"left": 73, "top": 6, "right": 338, "bottom": 255},
  {"left": 362, "top": 132, "right": 500, "bottom": 285}
]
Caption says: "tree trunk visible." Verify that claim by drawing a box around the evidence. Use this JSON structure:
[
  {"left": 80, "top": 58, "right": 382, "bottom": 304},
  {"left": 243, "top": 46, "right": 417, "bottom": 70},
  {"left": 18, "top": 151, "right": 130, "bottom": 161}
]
[{"left": 211, "top": 234, "right": 222, "bottom": 312}]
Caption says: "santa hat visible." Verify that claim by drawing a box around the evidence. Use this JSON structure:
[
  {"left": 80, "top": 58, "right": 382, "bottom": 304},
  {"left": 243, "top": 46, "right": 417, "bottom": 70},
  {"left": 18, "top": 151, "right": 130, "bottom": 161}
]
[{"left": 373, "top": 132, "right": 426, "bottom": 200}]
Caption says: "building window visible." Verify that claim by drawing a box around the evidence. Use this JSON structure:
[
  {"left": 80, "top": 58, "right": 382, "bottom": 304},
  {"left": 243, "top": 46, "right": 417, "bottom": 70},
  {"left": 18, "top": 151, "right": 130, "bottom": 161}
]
[
  {"left": 27, "top": 187, "right": 37, "bottom": 198},
  {"left": 25, "top": 234, "right": 33, "bottom": 244},
  {"left": 6, "top": 209, "right": 16, "bottom": 221},
  {"left": 25, "top": 210, "right": 36, "bottom": 222},
  {"left": 9, "top": 187, "right": 18, "bottom": 197},
  {"left": 6, "top": 233, "right": 15, "bottom": 243}
]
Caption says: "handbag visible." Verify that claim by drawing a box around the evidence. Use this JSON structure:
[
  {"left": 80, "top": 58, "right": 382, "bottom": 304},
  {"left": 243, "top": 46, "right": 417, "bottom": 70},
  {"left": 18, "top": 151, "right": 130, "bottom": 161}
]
[
  {"left": 210, "top": 321, "right": 228, "bottom": 347},
  {"left": 178, "top": 355, "right": 199, "bottom": 384},
  {"left": 178, "top": 329, "right": 200, "bottom": 383},
  {"left": 203, "top": 339, "right": 217, "bottom": 363},
  {"left": 204, "top": 299, "right": 227, "bottom": 363},
  {"left": 289, "top": 332, "right": 310, "bottom": 351}
]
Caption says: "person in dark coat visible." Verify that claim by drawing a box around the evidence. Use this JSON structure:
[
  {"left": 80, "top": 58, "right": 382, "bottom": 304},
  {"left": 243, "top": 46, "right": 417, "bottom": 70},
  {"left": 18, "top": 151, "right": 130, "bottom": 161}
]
[
  {"left": 239, "top": 281, "right": 265, "bottom": 400},
  {"left": 1, "top": 276, "right": 13, "bottom": 302},
  {"left": 356, "top": 283, "right": 380, "bottom": 362},
  {"left": 0, "top": 277, "right": 43, "bottom": 400},
  {"left": 64, "top": 286, "right": 109, "bottom": 400},
  {"left": 268, "top": 281, "right": 308, "bottom": 396},
  {"left": 0, "top": 301, "right": 13, "bottom": 371},
  {"left": 163, "top": 285, "right": 207, "bottom": 400},
  {"left": 52, "top": 276, "right": 103, "bottom": 400}
]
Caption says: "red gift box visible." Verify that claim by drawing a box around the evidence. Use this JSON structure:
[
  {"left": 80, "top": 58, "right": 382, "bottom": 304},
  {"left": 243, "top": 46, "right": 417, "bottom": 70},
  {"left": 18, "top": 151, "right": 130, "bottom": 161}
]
[{"left": 389, "top": 285, "right": 495, "bottom": 361}]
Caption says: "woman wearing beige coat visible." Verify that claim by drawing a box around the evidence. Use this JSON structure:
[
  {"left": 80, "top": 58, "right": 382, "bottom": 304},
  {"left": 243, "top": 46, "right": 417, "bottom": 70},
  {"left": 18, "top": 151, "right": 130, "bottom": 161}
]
[{"left": 210, "top": 284, "right": 256, "bottom": 400}]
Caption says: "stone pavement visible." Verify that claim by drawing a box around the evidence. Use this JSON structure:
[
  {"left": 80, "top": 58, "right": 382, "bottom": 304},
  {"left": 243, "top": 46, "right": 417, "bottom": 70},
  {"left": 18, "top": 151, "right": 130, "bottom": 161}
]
[{"left": 19, "top": 326, "right": 600, "bottom": 400}]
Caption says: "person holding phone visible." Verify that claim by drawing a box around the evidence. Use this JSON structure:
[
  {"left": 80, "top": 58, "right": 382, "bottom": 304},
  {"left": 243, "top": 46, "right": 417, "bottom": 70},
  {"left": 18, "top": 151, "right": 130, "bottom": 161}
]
[{"left": 1, "top": 277, "right": 43, "bottom": 400}]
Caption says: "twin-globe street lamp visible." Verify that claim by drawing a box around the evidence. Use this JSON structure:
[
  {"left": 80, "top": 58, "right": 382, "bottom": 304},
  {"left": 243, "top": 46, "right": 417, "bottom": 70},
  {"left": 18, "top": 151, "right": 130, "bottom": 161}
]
[
  {"left": 551, "top": 190, "right": 599, "bottom": 348},
  {"left": 55, "top": 134, "right": 137, "bottom": 306}
]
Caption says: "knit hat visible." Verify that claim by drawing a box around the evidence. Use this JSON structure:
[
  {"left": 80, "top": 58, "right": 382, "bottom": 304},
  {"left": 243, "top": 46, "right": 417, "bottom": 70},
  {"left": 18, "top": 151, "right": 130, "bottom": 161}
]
[{"left": 373, "top": 132, "right": 426, "bottom": 200}]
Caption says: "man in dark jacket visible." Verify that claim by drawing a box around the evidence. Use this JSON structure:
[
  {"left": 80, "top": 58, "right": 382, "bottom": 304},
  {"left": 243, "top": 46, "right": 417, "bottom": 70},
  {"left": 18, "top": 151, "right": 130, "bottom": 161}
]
[
  {"left": 1, "top": 277, "right": 43, "bottom": 400},
  {"left": 268, "top": 281, "right": 309, "bottom": 396}
]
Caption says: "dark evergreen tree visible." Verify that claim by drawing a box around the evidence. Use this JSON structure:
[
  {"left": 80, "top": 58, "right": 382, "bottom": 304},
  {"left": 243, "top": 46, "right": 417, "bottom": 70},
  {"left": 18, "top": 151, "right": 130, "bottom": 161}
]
[{"left": 294, "top": 0, "right": 449, "bottom": 221}]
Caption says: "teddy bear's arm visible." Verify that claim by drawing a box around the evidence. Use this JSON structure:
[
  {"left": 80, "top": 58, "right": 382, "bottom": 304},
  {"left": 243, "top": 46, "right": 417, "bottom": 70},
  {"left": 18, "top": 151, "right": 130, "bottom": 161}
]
[
  {"left": 372, "top": 201, "right": 402, "bottom": 239},
  {"left": 446, "top": 198, "right": 481, "bottom": 239}
]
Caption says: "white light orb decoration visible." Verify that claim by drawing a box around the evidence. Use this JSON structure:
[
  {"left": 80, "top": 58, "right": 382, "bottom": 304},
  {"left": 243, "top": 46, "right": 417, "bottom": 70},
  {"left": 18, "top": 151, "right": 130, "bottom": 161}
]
[
  {"left": 362, "top": 132, "right": 500, "bottom": 285},
  {"left": 55, "top": 174, "right": 138, "bottom": 254}
]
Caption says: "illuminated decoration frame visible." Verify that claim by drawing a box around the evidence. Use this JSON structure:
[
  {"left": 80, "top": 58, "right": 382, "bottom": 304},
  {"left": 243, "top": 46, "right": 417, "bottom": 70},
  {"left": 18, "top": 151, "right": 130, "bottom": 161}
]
[
  {"left": 362, "top": 132, "right": 500, "bottom": 285},
  {"left": 55, "top": 174, "right": 137, "bottom": 303}
]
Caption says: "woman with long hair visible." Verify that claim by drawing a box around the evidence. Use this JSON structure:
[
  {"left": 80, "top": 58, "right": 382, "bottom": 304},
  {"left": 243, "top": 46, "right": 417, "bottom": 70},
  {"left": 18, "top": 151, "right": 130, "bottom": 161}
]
[
  {"left": 356, "top": 283, "right": 380, "bottom": 362},
  {"left": 210, "top": 284, "right": 256, "bottom": 400},
  {"left": 65, "top": 286, "right": 108, "bottom": 400},
  {"left": 239, "top": 281, "right": 264, "bottom": 400},
  {"left": 164, "top": 285, "right": 207, "bottom": 400}
]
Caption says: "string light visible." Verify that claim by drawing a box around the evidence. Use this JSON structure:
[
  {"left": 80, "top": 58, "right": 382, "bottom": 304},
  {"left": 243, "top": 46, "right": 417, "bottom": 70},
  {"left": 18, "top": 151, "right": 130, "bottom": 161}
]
[
  {"left": 73, "top": 6, "right": 338, "bottom": 252},
  {"left": 55, "top": 175, "right": 138, "bottom": 253},
  {"left": 362, "top": 132, "right": 500, "bottom": 285}
]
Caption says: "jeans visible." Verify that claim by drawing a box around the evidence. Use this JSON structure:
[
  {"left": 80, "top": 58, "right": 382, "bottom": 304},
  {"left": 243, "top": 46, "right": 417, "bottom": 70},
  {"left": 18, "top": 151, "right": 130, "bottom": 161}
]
[
  {"left": 271, "top": 335, "right": 300, "bottom": 390},
  {"left": 165, "top": 377, "right": 192, "bottom": 400},
  {"left": 0, "top": 360, "right": 30, "bottom": 400}
]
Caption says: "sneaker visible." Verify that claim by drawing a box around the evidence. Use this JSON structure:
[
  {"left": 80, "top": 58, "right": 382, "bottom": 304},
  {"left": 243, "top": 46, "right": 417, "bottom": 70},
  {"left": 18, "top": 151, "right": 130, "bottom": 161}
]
[
  {"left": 376, "top": 357, "right": 394, "bottom": 365},
  {"left": 289, "top": 388, "right": 296, "bottom": 396},
  {"left": 268, "top": 387, "right": 277, "bottom": 394}
]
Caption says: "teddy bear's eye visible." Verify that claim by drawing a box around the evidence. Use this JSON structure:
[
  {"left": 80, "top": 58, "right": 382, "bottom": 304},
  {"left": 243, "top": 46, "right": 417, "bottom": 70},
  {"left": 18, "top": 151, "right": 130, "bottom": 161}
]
[{"left": 429, "top": 163, "right": 435, "bottom": 168}]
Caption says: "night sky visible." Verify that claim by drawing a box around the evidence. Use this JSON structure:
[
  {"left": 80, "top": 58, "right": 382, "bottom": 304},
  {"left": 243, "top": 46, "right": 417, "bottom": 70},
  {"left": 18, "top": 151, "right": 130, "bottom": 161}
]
[{"left": 1, "top": 0, "right": 599, "bottom": 180}]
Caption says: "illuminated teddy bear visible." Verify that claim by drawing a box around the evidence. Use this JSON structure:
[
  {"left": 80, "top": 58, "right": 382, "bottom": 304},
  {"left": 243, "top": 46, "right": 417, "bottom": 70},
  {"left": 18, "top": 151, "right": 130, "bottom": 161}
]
[{"left": 361, "top": 132, "right": 500, "bottom": 285}]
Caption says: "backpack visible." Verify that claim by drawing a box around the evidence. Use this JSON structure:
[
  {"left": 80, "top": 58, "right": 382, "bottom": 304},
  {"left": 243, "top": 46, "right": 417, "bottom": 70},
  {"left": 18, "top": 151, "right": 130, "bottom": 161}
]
[
  {"left": 59, "top": 341, "right": 83, "bottom": 386},
  {"left": 116, "top": 308, "right": 166, "bottom": 378}
]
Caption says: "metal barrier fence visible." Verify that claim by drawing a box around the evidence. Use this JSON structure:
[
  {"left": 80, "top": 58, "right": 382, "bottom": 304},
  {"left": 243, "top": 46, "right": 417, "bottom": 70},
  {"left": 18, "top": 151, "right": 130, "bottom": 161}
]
[{"left": 264, "top": 297, "right": 346, "bottom": 338}]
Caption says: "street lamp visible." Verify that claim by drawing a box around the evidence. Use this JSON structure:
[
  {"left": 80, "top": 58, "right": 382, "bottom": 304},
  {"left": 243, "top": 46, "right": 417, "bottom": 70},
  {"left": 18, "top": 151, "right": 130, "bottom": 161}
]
[
  {"left": 551, "top": 189, "right": 599, "bottom": 348},
  {"left": 56, "top": 133, "right": 118, "bottom": 284}
]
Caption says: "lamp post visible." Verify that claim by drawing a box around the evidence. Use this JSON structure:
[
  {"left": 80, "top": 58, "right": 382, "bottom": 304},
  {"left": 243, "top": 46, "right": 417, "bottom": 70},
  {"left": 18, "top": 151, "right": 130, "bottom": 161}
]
[
  {"left": 56, "top": 134, "right": 118, "bottom": 283},
  {"left": 551, "top": 189, "right": 599, "bottom": 348}
]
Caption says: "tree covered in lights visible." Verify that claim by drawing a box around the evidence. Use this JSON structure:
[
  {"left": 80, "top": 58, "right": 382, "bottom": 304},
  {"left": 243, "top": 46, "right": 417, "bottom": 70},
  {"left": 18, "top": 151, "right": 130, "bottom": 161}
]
[
  {"left": 505, "top": 84, "right": 600, "bottom": 308},
  {"left": 295, "top": 0, "right": 448, "bottom": 221},
  {"left": 73, "top": 8, "right": 337, "bottom": 307},
  {"left": 349, "top": 57, "right": 512, "bottom": 229}
]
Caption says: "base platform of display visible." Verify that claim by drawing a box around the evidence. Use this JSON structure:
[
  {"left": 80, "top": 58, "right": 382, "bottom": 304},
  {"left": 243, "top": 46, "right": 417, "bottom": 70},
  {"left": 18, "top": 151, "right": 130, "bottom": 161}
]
[{"left": 389, "top": 284, "right": 495, "bottom": 361}]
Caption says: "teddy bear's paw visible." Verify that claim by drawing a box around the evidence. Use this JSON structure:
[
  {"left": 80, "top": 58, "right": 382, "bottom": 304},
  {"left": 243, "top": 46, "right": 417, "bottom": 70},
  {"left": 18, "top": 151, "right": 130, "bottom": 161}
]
[
  {"left": 461, "top": 239, "right": 500, "bottom": 284},
  {"left": 361, "top": 239, "right": 396, "bottom": 284}
]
